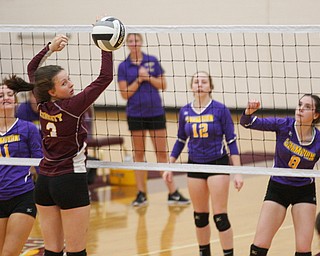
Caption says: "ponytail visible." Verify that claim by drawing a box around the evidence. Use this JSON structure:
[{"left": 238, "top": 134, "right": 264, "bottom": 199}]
[{"left": 3, "top": 75, "right": 34, "bottom": 93}]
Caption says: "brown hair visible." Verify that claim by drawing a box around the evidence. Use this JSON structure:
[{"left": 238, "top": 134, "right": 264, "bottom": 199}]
[{"left": 4, "top": 65, "right": 64, "bottom": 103}]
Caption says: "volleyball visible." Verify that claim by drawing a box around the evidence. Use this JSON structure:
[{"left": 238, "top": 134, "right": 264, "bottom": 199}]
[{"left": 92, "top": 16, "right": 126, "bottom": 52}]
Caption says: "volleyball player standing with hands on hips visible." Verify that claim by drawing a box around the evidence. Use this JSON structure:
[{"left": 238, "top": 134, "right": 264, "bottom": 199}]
[
  {"left": 240, "top": 95, "right": 320, "bottom": 256},
  {"left": 163, "top": 71, "right": 243, "bottom": 256},
  {"left": 0, "top": 79, "right": 42, "bottom": 256},
  {"left": 118, "top": 33, "right": 189, "bottom": 207},
  {"left": 6, "top": 34, "right": 113, "bottom": 256}
]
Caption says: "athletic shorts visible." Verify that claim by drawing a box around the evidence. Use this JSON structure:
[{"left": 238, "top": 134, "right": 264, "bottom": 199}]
[
  {"left": 34, "top": 173, "right": 90, "bottom": 210},
  {"left": 264, "top": 179, "right": 316, "bottom": 208},
  {"left": 187, "top": 154, "right": 230, "bottom": 179},
  {"left": 127, "top": 115, "right": 166, "bottom": 131},
  {"left": 0, "top": 190, "right": 37, "bottom": 218}
]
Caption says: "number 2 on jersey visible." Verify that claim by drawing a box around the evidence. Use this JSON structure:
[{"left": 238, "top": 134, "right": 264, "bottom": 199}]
[{"left": 192, "top": 123, "right": 208, "bottom": 138}]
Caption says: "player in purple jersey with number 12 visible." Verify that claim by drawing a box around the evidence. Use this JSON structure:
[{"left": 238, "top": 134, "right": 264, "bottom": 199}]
[
  {"left": 240, "top": 95, "right": 320, "bottom": 256},
  {"left": 0, "top": 79, "right": 42, "bottom": 256},
  {"left": 163, "top": 71, "right": 243, "bottom": 256},
  {"left": 6, "top": 33, "right": 113, "bottom": 256}
]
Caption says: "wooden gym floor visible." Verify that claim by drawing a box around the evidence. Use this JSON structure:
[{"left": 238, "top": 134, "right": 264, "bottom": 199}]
[{"left": 22, "top": 111, "right": 320, "bottom": 256}]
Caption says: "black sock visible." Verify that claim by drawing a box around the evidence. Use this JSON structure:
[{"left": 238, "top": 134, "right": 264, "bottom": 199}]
[
  {"left": 223, "top": 248, "right": 233, "bottom": 256},
  {"left": 199, "top": 244, "right": 211, "bottom": 256},
  {"left": 67, "top": 249, "right": 87, "bottom": 256},
  {"left": 44, "top": 249, "right": 64, "bottom": 256},
  {"left": 250, "top": 244, "right": 268, "bottom": 256},
  {"left": 295, "top": 252, "right": 311, "bottom": 256}
]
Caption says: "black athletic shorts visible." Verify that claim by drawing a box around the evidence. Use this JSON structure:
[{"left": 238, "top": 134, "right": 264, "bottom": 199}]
[
  {"left": 0, "top": 190, "right": 37, "bottom": 218},
  {"left": 35, "top": 173, "right": 90, "bottom": 210},
  {"left": 127, "top": 115, "right": 166, "bottom": 131},
  {"left": 187, "top": 154, "right": 230, "bottom": 179},
  {"left": 264, "top": 179, "right": 316, "bottom": 208}
]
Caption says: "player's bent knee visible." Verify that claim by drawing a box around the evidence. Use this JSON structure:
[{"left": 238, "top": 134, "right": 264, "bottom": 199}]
[
  {"left": 213, "top": 213, "right": 231, "bottom": 232},
  {"left": 194, "top": 212, "right": 209, "bottom": 228}
]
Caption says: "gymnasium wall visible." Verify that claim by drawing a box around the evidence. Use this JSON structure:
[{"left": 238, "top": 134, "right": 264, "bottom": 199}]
[{"left": 1, "top": 0, "right": 320, "bottom": 110}]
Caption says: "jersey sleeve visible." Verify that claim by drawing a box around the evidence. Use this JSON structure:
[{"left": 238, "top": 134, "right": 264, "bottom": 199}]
[
  {"left": 61, "top": 50, "right": 113, "bottom": 116},
  {"left": 221, "top": 106, "right": 239, "bottom": 155},
  {"left": 117, "top": 61, "right": 127, "bottom": 82},
  {"left": 27, "top": 43, "right": 51, "bottom": 83},
  {"left": 27, "top": 123, "right": 43, "bottom": 173},
  {"left": 240, "top": 112, "right": 284, "bottom": 132},
  {"left": 171, "top": 107, "right": 188, "bottom": 159}
]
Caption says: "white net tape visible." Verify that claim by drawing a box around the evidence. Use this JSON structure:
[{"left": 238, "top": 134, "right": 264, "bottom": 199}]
[{"left": 0, "top": 157, "right": 319, "bottom": 178}]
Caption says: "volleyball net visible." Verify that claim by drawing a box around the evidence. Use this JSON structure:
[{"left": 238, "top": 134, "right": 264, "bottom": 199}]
[{"left": 0, "top": 24, "right": 320, "bottom": 177}]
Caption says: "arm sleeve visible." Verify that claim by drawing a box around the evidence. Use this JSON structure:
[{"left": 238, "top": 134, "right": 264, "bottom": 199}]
[
  {"left": 65, "top": 50, "right": 113, "bottom": 116},
  {"left": 27, "top": 43, "right": 51, "bottom": 83},
  {"left": 240, "top": 111, "right": 282, "bottom": 132},
  {"left": 221, "top": 106, "right": 239, "bottom": 155},
  {"left": 28, "top": 124, "right": 43, "bottom": 173},
  {"left": 170, "top": 108, "right": 188, "bottom": 159}
]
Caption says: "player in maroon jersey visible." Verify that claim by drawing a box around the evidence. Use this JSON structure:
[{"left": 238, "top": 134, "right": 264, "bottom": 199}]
[{"left": 6, "top": 34, "right": 113, "bottom": 256}]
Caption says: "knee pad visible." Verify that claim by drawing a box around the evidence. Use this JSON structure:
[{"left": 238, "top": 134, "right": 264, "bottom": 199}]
[
  {"left": 250, "top": 244, "right": 268, "bottom": 256},
  {"left": 213, "top": 213, "right": 231, "bottom": 232},
  {"left": 194, "top": 212, "right": 209, "bottom": 228},
  {"left": 67, "top": 249, "right": 87, "bottom": 256},
  {"left": 44, "top": 250, "right": 64, "bottom": 256},
  {"left": 295, "top": 253, "right": 311, "bottom": 256}
]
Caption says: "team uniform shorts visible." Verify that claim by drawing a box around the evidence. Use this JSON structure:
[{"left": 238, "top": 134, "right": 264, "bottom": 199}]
[
  {"left": 187, "top": 154, "right": 230, "bottom": 179},
  {"left": 0, "top": 190, "right": 37, "bottom": 218},
  {"left": 127, "top": 115, "right": 166, "bottom": 131},
  {"left": 264, "top": 179, "right": 316, "bottom": 208},
  {"left": 35, "top": 173, "right": 90, "bottom": 210}
]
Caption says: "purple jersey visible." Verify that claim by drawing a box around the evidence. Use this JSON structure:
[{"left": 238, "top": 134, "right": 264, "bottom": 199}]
[
  {"left": 16, "top": 102, "right": 40, "bottom": 129},
  {"left": 117, "top": 53, "right": 165, "bottom": 118},
  {"left": 0, "top": 119, "right": 42, "bottom": 200},
  {"left": 240, "top": 114, "right": 320, "bottom": 186},
  {"left": 27, "top": 45, "right": 113, "bottom": 177},
  {"left": 171, "top": 100, "right": 239, "bottom": 163}
]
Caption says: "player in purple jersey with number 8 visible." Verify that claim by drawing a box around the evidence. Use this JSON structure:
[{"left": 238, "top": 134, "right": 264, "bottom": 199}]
[
  {"left": 0, "top": 80, "right": 42, "bottom": 256},
  {"left": 240, "top": 95, "right": 320, "bottom": 256},
  {"left": 6, "top": 34, "right": 113, "bottom": 256}
]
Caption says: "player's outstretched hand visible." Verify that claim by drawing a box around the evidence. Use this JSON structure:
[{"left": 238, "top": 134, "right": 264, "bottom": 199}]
[{"left": 49, "top": 35, "right": 68, "bottom": 52}]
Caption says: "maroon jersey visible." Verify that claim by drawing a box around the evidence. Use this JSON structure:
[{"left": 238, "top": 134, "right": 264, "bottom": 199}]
[{"left": 28, "top": 44, "right": 113, "bottom": 176}]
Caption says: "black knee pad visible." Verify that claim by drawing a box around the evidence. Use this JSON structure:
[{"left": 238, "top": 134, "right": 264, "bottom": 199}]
[
  {"left": 250, "top": 244, "right": 268, "bottom": 256},
  {"left": 295, "top": 252, "right": 311, "bottom": 256},
  {"left": 213, "top": 213, "right": 231, "bottom": 232},
  {"left": 67, "top": 249, "right": 87, "bottom": 256},
  {"left": 44, "top": 249, "right": 64, "bottom": 256},
  {"left": 194, "top": 212, "right": 209, "bottom": 228}
]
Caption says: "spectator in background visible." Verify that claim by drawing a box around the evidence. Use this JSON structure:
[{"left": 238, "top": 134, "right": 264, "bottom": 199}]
[
  {"left": 0, "top": 79, "right": 42, "bottom": 256},
  {"left": 117, "top": 33, "right": 190, "bottom": 207}
]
